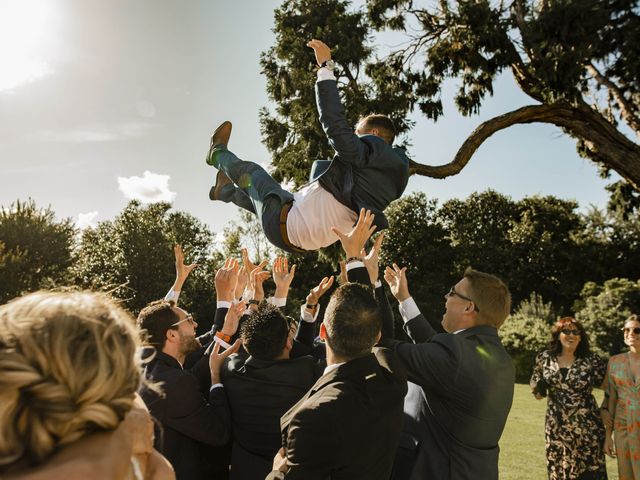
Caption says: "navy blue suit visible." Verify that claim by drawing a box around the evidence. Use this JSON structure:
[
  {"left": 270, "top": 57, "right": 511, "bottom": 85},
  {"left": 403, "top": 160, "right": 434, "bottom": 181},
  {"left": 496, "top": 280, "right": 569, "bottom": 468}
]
[
  {"left": 210, "top": 78, "right": 410, "bottom": 251},
  {"left": 384, "top": 316, "right": 515, "bottom": 480}
]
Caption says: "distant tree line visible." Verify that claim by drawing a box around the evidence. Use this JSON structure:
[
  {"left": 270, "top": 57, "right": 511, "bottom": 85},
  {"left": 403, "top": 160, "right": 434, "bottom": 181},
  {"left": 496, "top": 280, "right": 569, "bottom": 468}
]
[{"left": 2, "top": 191, "right": 639, "bottom": 381}]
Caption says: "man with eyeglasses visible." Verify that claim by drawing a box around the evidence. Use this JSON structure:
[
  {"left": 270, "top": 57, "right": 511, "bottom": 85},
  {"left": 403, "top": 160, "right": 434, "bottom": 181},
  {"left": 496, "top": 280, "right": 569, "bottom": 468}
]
[
  {"left": 137, "top": 300, "right": 240, "bottom": 480},
  {"left": 382, "top": 265, "right": 515, "bottom": 480}
]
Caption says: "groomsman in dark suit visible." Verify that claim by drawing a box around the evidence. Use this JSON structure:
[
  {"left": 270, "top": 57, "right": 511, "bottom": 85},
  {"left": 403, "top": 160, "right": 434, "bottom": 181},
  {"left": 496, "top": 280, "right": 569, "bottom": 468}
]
[
  {"left": 383, "top": 264, "right": 515, "bottom": 480},
  {"left": 266, "top": 280, "right": 407, "bottom": 480}
]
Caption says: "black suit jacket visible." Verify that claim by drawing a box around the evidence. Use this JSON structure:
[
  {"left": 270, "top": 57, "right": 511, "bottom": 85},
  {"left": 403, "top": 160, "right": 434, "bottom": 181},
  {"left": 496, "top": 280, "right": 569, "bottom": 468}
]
[
  {"left": 315, "top": 79, "right": 410, "bottom": 231},
  {"left": 141, "top": 351, "right": 231, "bottom": 480},
  {"left": 385, "top": 315, "right": 515, "bottom": 480},
  {"left": 267, "top": 348, "right": 407, "bottom": 480}
]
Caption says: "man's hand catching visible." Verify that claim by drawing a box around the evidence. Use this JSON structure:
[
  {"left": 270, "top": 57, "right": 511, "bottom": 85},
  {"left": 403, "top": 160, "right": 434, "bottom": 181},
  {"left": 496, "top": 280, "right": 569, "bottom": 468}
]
[
  {"left": 384, "top": 263, "right": 411, "bottom": 302},
  {"left": 273, "top": 256, "right": 296, "bottom": 298},
  {"left": 307, "top": 39, "right": 331, "bottom": 66},
  {"left": 332, "top": 209, "right": 377, "bottom": 259},
  {"left": 209, "top": 339, "right": 241, "bottom": 385}
]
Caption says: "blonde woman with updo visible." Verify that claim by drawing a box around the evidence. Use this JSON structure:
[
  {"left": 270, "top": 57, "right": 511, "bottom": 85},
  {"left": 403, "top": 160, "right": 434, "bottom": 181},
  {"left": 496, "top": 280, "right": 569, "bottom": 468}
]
[{"left": 0, "top": 291, "right": 174, "bottom": 479}]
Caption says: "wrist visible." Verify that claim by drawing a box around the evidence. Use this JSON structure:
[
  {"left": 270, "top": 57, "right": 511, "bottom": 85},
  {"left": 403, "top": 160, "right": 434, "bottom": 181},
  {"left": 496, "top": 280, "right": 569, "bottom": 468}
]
[
  {"left": 274, "top": 286, "right": 289, "bottom": 299},
  {"left": 397, "top": 291, "right": 411, "bottom": 302},
  {"left": 345, "top": 254, "right": 363, "bottom": 263}
]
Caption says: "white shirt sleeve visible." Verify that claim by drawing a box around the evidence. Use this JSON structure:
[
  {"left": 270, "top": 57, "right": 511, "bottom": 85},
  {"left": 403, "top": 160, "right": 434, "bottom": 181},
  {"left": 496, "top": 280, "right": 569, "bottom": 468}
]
[
  {"left": 216, "top": 301, "right": 232, "bottom": 309},
  {"left": 345, "top": 260, "right": 365, "bottom": 271},
  {"left": 300, "top": 303, "right": 320, "bottom": 323},
  {"left": 317, "top": 67, "right": 337, "bottom": 82},
  {"left": 267, "top": 297, "right": 287, "bottom": 308},
  {"left": 210, "top": 383, "right": 224, "bottom": 391},
  {"left": 398, "top": 297, "right": 421, "bottom": 324},
  {"left": 164, "top": 289, "right": 180, "bottom": 304}
]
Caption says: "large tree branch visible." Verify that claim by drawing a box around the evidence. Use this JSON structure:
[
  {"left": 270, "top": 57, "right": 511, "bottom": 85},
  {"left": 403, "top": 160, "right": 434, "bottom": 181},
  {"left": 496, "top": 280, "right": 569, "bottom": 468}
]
[
  {"left": 410, "top": 102, "right": 640, "bottom": 191},
  {"left": 587, "top": 63, "right": 640, "bottom": 137}
]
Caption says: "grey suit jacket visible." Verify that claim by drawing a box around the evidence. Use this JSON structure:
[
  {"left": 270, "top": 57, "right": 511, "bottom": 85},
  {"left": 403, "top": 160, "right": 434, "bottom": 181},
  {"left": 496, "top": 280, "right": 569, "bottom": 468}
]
[
  {"left": 315, "top": 79, "right": 410, "bottom": 231},
  {"left": 385, "top": 316, "right": 515, "bottom": 480}
]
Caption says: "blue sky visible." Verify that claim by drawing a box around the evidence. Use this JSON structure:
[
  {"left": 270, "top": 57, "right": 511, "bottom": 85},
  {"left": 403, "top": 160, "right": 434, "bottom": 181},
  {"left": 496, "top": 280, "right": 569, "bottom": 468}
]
[{"left": 0, "top": 0, "right": 616, "bottom": 240}]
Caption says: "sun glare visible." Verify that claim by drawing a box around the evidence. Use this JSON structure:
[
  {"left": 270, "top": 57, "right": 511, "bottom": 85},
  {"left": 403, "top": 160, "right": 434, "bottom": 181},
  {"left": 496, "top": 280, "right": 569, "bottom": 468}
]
[{"left": 0, "top": 0, "right": 57, "bottom": 93}]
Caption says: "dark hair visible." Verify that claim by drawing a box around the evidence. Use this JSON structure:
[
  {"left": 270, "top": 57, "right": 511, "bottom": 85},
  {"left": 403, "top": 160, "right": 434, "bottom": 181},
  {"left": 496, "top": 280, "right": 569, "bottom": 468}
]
[
  {"left": 547, "top": 317, "right": 591, "bottom": 358},
  {"left": 324, "top": 283, "right": 381, "bottom": 360},
  {"left": 137, "top": 300, "right": 179, "bottom": 350},
  {"left": 358, "top": 114, "right": 396, "bottom": 144},
  {"left": 240, "top": 303, "right": 289, "bottom": 361}
]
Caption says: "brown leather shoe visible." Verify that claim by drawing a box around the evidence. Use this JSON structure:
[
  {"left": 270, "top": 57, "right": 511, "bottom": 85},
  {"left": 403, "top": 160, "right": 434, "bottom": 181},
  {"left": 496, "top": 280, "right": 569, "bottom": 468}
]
[
  {"left": 209, "top": 170, "right": 233, "bottom": 201},
  {"left": 206, "top": 121, "right": 232, "bottom": 166}
]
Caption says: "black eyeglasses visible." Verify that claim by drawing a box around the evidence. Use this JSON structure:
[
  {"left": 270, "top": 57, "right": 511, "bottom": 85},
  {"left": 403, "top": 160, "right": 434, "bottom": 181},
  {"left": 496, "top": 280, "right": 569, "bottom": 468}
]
[
  {"left": 560, "top": 328, "right": 580, "bottom": 336},
  {"left": 447, "top": 286, "right": 480, "bottom": 313},
  {"left": 622, "top": 327, "right": 640, "bottom": 335}
]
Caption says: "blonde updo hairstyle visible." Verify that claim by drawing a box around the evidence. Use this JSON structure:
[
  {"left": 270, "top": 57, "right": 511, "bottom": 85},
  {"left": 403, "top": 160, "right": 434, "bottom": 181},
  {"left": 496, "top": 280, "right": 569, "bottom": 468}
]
[{"left": 0, "top": 291, "right": 142, "bottom": 472}]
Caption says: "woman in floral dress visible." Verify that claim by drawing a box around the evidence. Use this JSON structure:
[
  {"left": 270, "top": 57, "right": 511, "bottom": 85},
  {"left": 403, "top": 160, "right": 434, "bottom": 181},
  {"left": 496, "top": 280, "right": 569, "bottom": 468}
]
[
  {"left": 530, "top": 317, "right": 608, "bottom": 480},
  {"left": 604, "top": 314, "right": 640, "bottom": 480}
]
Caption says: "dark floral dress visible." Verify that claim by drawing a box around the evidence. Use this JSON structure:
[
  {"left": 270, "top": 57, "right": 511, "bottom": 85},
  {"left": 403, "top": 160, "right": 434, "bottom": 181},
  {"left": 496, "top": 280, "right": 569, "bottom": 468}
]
[{"left": 530, "top": 350, "right": 608, "bottom": 480}]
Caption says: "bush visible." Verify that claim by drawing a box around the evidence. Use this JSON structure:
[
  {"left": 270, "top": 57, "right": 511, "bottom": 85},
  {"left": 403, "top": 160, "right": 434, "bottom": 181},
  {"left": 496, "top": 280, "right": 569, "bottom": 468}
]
[
  {"left": 500, "top": 293, "right": 555, "bottom": 382},
  {"left": 575, "top": 278, "right": 640, "bottom": 355}
]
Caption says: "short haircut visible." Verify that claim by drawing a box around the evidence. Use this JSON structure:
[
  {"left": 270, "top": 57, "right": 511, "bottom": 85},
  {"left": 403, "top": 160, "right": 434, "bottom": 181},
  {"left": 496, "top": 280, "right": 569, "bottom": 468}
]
[
  {"left": 241, "top": 303, "right": 289, "bottom": 361},
  {"left": 463, "top": 267, "right": 511, "bottom": 329},
  {"left": 323, "top": 283, "right": 381, "bottom": 360},
  {"left": 548, "top": 317, "right": 591, "bottom": 358},
  {"left": 358, "top": 114, "right": 396, "bottom": 144},
  {"left": 137, "top": 300, "right": 179, "bottom": 350}
]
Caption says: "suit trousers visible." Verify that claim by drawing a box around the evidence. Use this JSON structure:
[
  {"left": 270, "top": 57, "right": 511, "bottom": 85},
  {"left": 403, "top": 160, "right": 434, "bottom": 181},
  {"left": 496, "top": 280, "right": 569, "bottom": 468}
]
[{"left": 211, "top": 146, "right": 294, "bottom": 251}]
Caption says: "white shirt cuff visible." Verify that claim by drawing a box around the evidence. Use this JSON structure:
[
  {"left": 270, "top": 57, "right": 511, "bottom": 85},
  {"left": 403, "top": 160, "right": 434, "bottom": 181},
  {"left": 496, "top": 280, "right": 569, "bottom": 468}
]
[
  {"left": 399, "top": 297, "right": 420, "bottom": 324},
  {"left": 300, "top": 304, "right": 320, "bottom": 323},
  {"left": 346, "top": 260, "right": 365, "bottom": 271},
  {"left": 217, "top": 301, "right": 232, "bottom": 309},
  {"left": 165, "top": 289, "right": 180, "bottom": 304},
  {"left": 268, "top": 297, "right": 287, "bottom": 308},
  {"left": 210, "top": 383, "right": 223, "bottom": 391},
  {"left": 374, "top": 280, "right": 382, "bottom": 288},
  {"left": 317, "top": 67, "right": 337, "bottom": 82}
]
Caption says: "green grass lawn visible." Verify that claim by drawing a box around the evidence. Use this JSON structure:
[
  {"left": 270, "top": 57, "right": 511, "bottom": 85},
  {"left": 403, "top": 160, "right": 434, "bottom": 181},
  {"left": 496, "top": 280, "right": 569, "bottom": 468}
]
[{"left": 499, "top": 384, "right": 618, "bottom": 479}]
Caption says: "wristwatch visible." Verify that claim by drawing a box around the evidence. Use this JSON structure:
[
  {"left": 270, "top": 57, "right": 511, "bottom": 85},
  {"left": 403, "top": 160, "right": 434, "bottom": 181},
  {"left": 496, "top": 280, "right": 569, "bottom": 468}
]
[{"left": 320, "top": 59, "right": 336, "bottom": 70}]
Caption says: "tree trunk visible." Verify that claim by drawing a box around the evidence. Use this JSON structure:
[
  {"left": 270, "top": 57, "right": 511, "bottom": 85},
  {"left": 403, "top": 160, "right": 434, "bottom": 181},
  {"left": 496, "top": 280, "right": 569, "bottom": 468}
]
[{"left": 410, "top": 102, "right": 640, "bottom": 191}]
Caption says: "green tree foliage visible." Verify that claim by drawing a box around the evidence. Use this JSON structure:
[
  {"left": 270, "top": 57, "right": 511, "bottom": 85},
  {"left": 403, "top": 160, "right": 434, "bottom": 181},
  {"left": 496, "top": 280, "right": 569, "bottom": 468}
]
[
  {"left": 73, "top": 201, "right": 222, "bottom": 333},
  {"left": 0, "top": 200, "right": 76, "bottom": 304},
  {"left": 575, "top": 278, "right": 640, "bottom": 356},
  {"left": 260, "top": 0, "right": 416, "bottom": 187},
  {"left": 263, "top": 0, "right": 640, "bottom": 190},
  {"left": 500, "top": 293, "right": 556, "bottom": 382}
]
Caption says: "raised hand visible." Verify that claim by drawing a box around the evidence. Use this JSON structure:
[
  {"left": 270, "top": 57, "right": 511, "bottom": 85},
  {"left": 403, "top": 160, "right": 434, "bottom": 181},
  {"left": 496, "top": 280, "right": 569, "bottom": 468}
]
[
  {"left": 331, "top": 209, "right": 377, "bottom": 259},
  {"left": 273, "top": 256, "right": 296, "bottom": 298},
  {"left": 384, "top": 263, "right": 410, "bottom": 302},
  {"left": 362, "top": 232, "right": 385, "bottom": 285},
  {"left": 235, "top": 266, "right": 248, "bottom": 301},
  {"left": 170, "top": 244, "right": 197, "bottom": 293},
  {"left": 252, "top": 269, "right": 271, "bottom": 302},
  {"left": 306, "top": 275, "right": 335, "bottom": 308},
  {"left": 241, "top": 247, "right": 267, "bottom": 274},
  {"left": 214, "top": 258, "right": 239, "bottom": 302},
  {"left": 306, "top": 39, "right": 331, "bottom": 66},
  {"left": 209, "top": 339, "right": 241, "bottom": 384},
  {"left": 221, "top": 302, "right": 246, "bottom": 338}
]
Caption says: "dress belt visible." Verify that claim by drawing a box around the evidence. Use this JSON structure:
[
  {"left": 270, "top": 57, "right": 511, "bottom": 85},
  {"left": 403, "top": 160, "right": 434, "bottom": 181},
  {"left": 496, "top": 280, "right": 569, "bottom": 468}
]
[{"left": 279, "top": 201, "right": 307, "bottom": 254}]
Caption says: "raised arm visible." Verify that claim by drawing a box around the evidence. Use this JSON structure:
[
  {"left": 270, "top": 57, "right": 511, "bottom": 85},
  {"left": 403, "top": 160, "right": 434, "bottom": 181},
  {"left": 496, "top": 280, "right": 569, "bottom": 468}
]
[
  {"left": 384, "top": 264, "right": 436, "bottom": 343},
  {"left": 307, "top": 39, "right": 366, "bottom": 165},
  {"left": 165, "top": 245, "right": 197, "bottom": 304},
  {"left": 271, "top": 256, "right": 296, "bottom": 307}
]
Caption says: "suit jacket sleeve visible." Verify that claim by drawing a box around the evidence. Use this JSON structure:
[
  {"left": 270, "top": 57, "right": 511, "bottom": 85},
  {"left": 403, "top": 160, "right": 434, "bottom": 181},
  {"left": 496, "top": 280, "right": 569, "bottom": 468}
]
[
  {"left": 316, "top": 80, "right": 367, "bottom": 168},
  {"left": 213, "top": 306, "right": 228, "bottom": 332},
  {"left": 403, "top": 313, "right": 437, "bottom": 343},
  {"left": 383, "top": 335, "right": 460, "bottom": 392},
  {"left": 163, "top": 374, "right": 231, "bottom": 446}
]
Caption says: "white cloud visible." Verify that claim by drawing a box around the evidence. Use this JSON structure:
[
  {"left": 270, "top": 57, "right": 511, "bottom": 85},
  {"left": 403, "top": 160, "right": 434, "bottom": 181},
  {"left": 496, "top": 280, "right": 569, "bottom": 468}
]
[
  {"left": 76, "top": 211, "right": 99, "bottom": 230},
  {"left": 118, "top": 171, "right": 176, "bottom": 204},
  {"left": 27, "top": 122, "right": 154, "bottom": 143}
]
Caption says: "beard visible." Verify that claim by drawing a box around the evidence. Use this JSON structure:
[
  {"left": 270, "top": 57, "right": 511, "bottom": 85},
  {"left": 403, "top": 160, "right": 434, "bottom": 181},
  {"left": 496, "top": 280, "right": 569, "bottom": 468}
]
[{"left": 179, "top": 332, "right": 201, "bottom": 355}]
